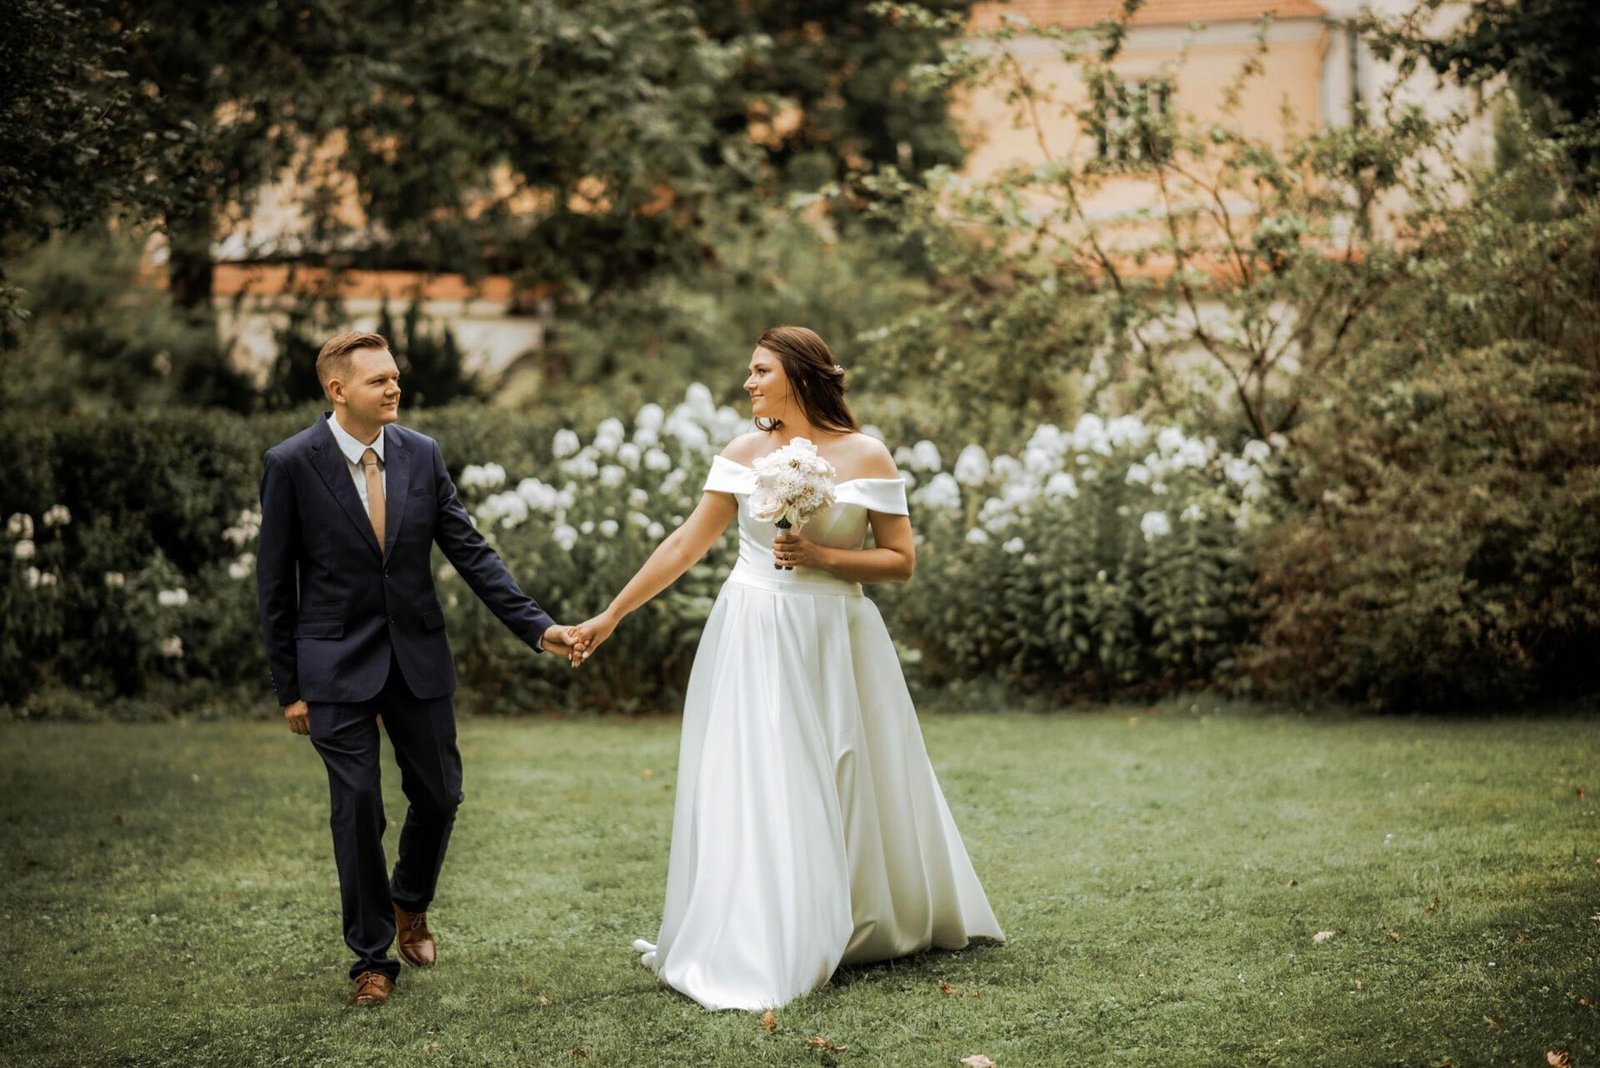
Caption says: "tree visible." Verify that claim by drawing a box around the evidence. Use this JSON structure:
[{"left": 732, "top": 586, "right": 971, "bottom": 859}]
[
  {"left": 691, "top": 0, "right": 976, "bottom": 193},
  {"left": 0, "top": 1, "right": 167, "bottom": 340},
  {"left": 1365, "top": 0, "right": 1600, "bottom": 181}
]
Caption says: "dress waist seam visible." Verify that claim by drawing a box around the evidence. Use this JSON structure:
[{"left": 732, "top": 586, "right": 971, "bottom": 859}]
[{"left": 724, "top": 564, "right": 863, "bottom": 598}]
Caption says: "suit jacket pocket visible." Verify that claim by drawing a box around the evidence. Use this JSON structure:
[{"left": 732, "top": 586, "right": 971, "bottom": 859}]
[
  {"left": 294, "top": 618, "right": 344, "bottom": 640},
  {"left": 422, "top": 608, "right": 446, "bottom": 631}
]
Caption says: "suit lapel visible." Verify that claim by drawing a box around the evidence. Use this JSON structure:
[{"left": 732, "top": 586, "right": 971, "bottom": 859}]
[
  {"left": 310, "top": 416, "right": 383, "bottom": 557},
  {"left": 381, "top": 425, "right": 411, "bottom": 561}
]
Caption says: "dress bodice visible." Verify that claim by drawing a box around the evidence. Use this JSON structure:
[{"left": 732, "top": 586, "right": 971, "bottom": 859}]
[{"left": 703, "top": 455, "right": 908, "bottom": 595}]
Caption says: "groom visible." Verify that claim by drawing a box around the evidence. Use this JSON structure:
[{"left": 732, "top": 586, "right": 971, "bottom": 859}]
[{"left": 256, "top": 330, "right": 585, "bottom": 1006}]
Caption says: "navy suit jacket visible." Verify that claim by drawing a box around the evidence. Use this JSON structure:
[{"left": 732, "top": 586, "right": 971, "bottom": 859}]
[{"left": 256, "top": 415, "right": 555, "bottom": 706}]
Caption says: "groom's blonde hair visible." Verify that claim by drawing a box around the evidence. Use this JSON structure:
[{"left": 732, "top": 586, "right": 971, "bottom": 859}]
[{"left": 316, "top": 331, "right": 390, "bottom": 398}]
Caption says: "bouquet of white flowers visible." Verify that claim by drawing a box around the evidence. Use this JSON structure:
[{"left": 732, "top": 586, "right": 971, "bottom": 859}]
[{"left": 749, "top": 438, "right": 837, "bottom": 570}]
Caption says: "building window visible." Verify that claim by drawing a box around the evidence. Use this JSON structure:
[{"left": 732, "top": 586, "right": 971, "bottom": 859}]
[{"left": 1091, "top": 78, "right": 1174, "bottom": 168}]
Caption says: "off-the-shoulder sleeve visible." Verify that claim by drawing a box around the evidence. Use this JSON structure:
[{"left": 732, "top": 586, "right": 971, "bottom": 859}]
[
  {"left": 835, "top": 477, "right": 909, "bottom": 516},
  {"left": 703, "top": 455, "right": 756, "bottom": 495}
]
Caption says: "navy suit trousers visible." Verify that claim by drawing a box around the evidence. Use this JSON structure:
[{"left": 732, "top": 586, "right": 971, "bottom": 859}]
[{"left": 308, "top": 654, "right": 462, "bottom": 981}]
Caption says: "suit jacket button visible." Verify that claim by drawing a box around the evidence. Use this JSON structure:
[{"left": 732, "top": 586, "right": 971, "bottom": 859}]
[{"left": 388, "top": 614, "right": 396, "bottom": 623}]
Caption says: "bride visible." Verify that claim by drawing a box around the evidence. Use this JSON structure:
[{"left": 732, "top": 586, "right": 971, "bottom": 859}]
[{"left": 572, "top": 326, "right": 1003, "bottom": 1010}]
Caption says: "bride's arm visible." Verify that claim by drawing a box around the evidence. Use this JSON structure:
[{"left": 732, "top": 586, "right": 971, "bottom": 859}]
[
  {"left": 775, "top": 512, "right": 916, "bottom": 584},
  {"left": 571, "top": 490, "right": 738, "bottom": 656}
]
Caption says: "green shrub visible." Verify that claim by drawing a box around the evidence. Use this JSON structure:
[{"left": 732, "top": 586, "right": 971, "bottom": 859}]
[{"left": 1248, "top": 196, "right": 1600, "bottom": 708}]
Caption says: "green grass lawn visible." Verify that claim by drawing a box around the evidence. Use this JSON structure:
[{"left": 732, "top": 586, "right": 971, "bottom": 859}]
[{"left": 2, "top": 704, "right": 1597, "bottom": 1067}]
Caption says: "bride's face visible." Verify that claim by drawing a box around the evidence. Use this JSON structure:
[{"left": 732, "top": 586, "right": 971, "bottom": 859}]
[{"left": 744, "top": 346, "right": 791, "bottom": 422}]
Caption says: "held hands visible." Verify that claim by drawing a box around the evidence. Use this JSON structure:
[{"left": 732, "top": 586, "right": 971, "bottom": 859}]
[
  {"left": 772, "top": 530, "right": 828, "bottom": 571},
  {"left": 568, "top": 611, "right": 621, "bottom": 666},
  {"left": 540, "top": 623, "right": 592, "bottom": 666}
]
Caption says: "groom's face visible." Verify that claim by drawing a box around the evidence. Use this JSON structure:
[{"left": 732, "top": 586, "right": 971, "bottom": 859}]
[{"left": 331, "top": 346, "right": 403, "bottom": 428}]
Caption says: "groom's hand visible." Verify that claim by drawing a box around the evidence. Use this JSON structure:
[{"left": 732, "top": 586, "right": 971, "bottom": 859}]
[
  {"left": 283, "top": 700, "right": 310, "bottom": 735},
  {"left": 540, "top": 623, "right": 589, "bottom": 666}
]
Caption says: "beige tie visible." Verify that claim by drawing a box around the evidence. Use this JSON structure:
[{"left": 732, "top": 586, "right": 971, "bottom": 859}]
[{"left": 361, "top": 447, "right": 385, "bottom": 548}]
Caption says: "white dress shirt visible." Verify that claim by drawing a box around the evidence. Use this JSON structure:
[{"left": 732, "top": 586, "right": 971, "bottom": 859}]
[{"left": 326, "top": 413, "right": 387, "bottom": 511}]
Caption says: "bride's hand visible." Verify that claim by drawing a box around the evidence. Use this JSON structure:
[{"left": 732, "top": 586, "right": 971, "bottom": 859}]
[
  {"left": 772, "top": 531, "right": 830, "bottom": 571},
  {"left": 569, "top": 611, "right": 620, "bottom": 664}
]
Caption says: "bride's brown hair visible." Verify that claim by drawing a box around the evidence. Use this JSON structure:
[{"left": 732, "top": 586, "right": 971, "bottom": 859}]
[{"left": 753, "top": 326, "right": 859, "bottom": 435}]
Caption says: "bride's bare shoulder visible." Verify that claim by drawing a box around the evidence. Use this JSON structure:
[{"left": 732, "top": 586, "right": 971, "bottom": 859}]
[
  {"left": 720, "top": 431, "right": 771, "bottom": 465},
  {"left": 835, "top": 433, "right": 898, "bottom": 480}
]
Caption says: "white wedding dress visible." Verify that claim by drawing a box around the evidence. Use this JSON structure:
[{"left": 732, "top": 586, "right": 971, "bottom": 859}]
[{"left": 633, "top": 455, "right": 1004, "bottom": 1011}]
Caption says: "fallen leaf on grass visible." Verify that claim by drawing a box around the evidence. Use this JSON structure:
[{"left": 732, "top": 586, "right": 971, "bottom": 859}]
[
  {"left": 761, "top": 1010, "right": 777, "bottom": 1033},
  {"left": 568, "top": 1050, "right": 588, "bottom": 1060},
  {"left": 1579, "top": 996, "right": 1594, "bottom": 1008},
  {"left": 1387, "top": 929, "right": 1402, "bottom": 942},
  {"left": 642, "top": 768, "right": 654, "bottom": 780},
  {"left": 941, "top": 981, "right": 956, "bottom": 996},
  {"left": 538, "top": 995, "right": 552, "bottom": 1006},
  {"left": 1313, "top": 930, "right": 1335, "bottom": 944},
  {"left": 1484, "top": 1017, "right": 1500, "bottom": 1031},
  {"left": 1578, "top": 787, "right": 1586, "bottom": 801},
  {"left": 1425, "top": 896, "right": 1441, "bottom": 914},
  {"left": 1589, "top": 914, "right": 1600, "bottom": 923},
  {"left": 425, "top": 1042, "right": 440, "bottom": 1055},
  {"left": 1546, "top": 1051, "right": 1572, "bottom": 1068},
  {"left": 960, "top": 1056, "right": 997, "bottom": 1068},
  {"left": 1352, "top": 977, "right": 1364, "bottom": 989},
  {"left": 807, "top": 1036, "right": 848, "bottom": 1053},
  {"left": 1514, "top": 931, "right": 1528, "bottom": 945},
  {"left": 1283, "top": 879, "right": 1298, "bottom": 888},
  {"left": 1126, "top": 716, "right": 1141, "bottom": 726}
]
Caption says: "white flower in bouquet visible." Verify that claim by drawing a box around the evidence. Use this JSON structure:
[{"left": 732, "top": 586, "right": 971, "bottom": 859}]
[
  {"left": 104, "top": 571, "right": 126, "bottom": 589},
  {"left": 617, "top": 442, "right": 642, "bottom": 470},
  {"left": 43, "top": 504, "right": 72, "bottom": 528},
  {"left": 7, "top": 513, "right": 33, "bottom": 539},
  {"left": 599, "top": 519, "right": 619, "bottom": 538},
  {"left": 13, "top": 539, "right": 35, "bottom": 560},
  {"left": 643, "top": 447, "right": 673, "bottom": 472},
  {"left": 599, "top": 464, "right": 627, "bottom": 488},
  {"left": 748, "top": 438, "right": 836, "bottom": 570},
  {"left": 1242, "top": 439, "right": 1272, "bottom": 464},
  {"left": 159, "top": 636, "right": 184, "bottom": 658},
  {"left": 552, "top": 524, "right": 578, "bottom": 551},
  {"left": 965, "top": 527, "right": 991, "bottom": 546},
  {"left": 157, "top": 588, "right": 189, "bottom": 607}
]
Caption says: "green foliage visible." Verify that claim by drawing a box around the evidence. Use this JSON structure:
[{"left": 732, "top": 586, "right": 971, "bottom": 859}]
[
  {"left": 266, "top": 297, "right": 477, "bottom": 410},
  {"left": 1, "top": 229, "right": 254, "bottom": 413},
  {"left": 534, "top": 215, "right": 934, "bottom": 416},
  {"left": 0, "top": 1, "right": 167, "bottom": 332},
  {"left": 843, "top": 10, "right": 1456, "bottom": 447},
  {"left": 1365, "top": 0, "right": 1600, "bottom": 181},
  {"left": 1249, "top": 180, "right": 1600, "bottom": 708},
  {"left": 694, "top": 0, "right": 976, "bottom": 192}
]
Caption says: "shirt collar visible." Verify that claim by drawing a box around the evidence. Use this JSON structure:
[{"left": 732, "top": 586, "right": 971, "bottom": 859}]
[{"left": 325, "top": 412, "right": 386, "bottom": 466}]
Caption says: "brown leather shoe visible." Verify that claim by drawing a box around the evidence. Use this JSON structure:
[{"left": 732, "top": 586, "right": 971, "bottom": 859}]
[
  {"left": 394, "top": 903, "right": 436, "bottom": 967},
  {"left": 347, "top": 971, "right": 395, "bottom": 1007}
]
